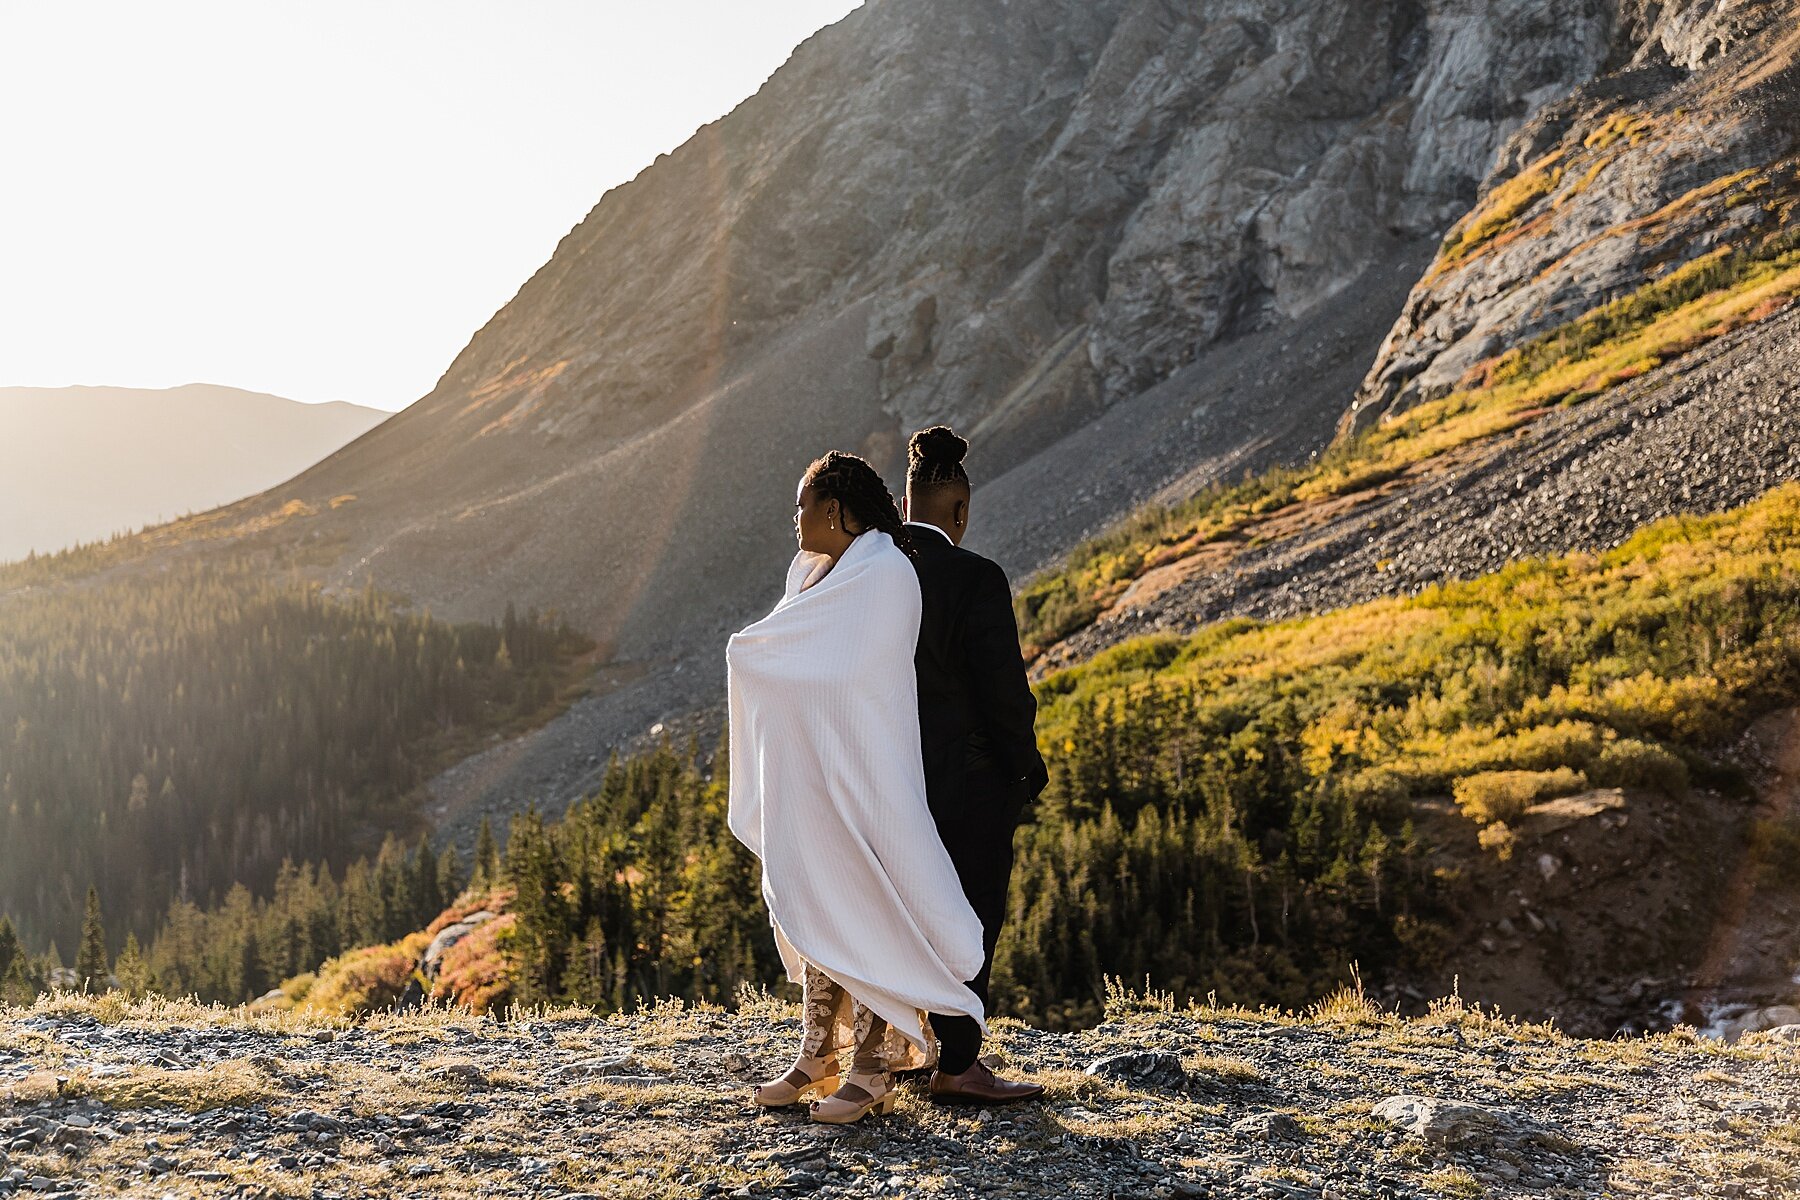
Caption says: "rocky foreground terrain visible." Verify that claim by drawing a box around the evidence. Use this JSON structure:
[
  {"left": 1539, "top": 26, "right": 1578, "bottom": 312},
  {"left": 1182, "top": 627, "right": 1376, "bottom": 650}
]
[{"left": 5, "top": 992, "right": 1797, "bottom": 1200}]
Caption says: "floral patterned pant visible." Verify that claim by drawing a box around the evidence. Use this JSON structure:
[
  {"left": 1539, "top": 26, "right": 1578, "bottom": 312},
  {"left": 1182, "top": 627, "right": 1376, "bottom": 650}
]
[{"left": 799, "top": 960, "right": 890, "bottom": 1074}]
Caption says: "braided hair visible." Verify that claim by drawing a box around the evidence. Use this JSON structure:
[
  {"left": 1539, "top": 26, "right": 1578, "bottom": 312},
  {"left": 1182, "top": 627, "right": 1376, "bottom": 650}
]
[
  {"left": 803, "top": 451, "right": 912, "bottom": 552},
  {"left": 906, "top": 425, "right": 969, "bottom": 489}
]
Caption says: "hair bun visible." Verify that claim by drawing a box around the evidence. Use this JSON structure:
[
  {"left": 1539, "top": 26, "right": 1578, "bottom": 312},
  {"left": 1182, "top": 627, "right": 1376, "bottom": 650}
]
[{"left": 907, "top": 425, "right": 968, "bottom": 469}]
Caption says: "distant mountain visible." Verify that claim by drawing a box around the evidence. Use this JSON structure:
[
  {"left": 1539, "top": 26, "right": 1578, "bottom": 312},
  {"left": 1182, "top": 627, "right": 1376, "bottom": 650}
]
[{"left": 0, "top": 384, "right": 387, "bottom": 563}]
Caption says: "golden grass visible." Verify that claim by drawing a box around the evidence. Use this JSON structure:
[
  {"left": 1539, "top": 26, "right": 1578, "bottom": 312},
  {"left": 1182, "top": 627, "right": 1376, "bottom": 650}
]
[
  {"left": 1441, "top": 150, "right": 1567, "bottom": 263},
  {"left": 67, "top": 1060, "right": 276, "bottom": 1112},
  {"left": 16, "top": 987, "right": 353, "bottom": 1033},
  {"left": 1423, "top": 1166, "right": 1486, "bottom": 1197},
  {"left": 1186, "top": 1053, "right": 1265, "bottom": 1084}
]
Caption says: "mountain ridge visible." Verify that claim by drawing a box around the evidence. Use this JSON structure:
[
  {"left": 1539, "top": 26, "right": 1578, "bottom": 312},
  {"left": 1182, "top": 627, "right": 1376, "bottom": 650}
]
[{"left": 0, "top": 383, "right": 386, "bottom": 564}]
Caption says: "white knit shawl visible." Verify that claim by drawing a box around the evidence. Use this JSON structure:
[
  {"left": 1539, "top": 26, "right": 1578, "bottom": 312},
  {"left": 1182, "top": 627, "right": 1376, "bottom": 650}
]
[{"left": 726, "top": 530, "right": 987, "bottom": 1051}]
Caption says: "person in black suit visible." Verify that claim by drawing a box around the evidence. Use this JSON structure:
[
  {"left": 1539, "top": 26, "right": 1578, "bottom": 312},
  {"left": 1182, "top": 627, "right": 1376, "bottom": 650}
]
[{"left": 901, "top": 425, "right": 1049, "bottom": 1105}]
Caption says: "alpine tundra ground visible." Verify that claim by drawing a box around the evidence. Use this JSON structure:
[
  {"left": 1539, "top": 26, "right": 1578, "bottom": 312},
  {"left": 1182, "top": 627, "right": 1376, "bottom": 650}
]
[{"left": 2, "top": 988, "right": 1796, "bottom": 1200}]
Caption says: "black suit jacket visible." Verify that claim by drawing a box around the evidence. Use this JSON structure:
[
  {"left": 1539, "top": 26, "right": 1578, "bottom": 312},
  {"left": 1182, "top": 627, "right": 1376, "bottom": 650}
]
[{"left": 907, "top": 523, "right": 1049, "bottom": 825}]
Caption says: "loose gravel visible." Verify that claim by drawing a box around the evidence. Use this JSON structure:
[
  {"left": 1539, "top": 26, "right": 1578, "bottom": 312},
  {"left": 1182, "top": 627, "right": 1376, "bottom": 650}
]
[
  {"left": 1052, "top": 304, "right": 1800, "bottom": 664},
  {"left": 2, "top": 994, "right": 1795, "bottom": 1199}
]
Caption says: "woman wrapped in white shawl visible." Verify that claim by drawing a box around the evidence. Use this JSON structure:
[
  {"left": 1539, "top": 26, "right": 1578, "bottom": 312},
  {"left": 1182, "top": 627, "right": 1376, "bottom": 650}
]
[{"left": 727, "top": 451, "right": 986, "bottom": 1124}]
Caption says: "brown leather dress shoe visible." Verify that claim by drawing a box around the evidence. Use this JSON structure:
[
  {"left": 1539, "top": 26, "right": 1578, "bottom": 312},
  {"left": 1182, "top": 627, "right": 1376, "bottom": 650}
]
[{"left": 927, "top": 1059, "right": 1045, "bottom": 1105}]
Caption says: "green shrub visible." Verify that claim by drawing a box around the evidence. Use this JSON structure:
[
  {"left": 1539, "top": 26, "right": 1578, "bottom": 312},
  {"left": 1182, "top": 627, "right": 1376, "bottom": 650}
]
[
  {"left": 1453, "top": 767, "right": 1588, "bottom": 825},
  {"left": 301, "top": 931, "right": 428, "bottom": 1015},
  {"left": 1588, "top": 738, "right": 1689, "bottom": 794},
  {"left": 1749, "top": 814, "right": 1800, "bottom": 886}
]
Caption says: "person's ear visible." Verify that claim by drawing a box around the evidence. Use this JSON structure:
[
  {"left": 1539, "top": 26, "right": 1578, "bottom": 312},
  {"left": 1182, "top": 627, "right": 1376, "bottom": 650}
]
[
  {"left": 954, "top": 497, "right": 969, "bottom": 528},
  {"left": 826, "top": 499, "right": 839, "bottom": 529}
]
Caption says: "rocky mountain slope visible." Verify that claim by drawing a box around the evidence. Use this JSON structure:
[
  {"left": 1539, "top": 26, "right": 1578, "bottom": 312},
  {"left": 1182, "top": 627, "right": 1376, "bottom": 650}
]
[
  {"left": 1035, "top": 292, "right": 1800, "bottom": 672},
  {"left": 1025, "top": 0, "right": 1800, "bottom": 669},
  {"left": 1351, "top": 0, "right": 1800, "bottom": 430},
  {"left": 52, "top": 0, "right": 1692, "bottom": 817},
  {"left": 8, "top": 991, "right": 1798, "bottom": 1199},
  {"left": 0, "top": 384, "right": 385, "bottom": 563}
]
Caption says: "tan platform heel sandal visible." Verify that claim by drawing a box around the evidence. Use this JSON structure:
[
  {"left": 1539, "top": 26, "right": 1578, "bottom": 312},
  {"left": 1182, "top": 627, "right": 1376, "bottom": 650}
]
[
  {"left": 807, "top": 1070, "right": 895, "bottom": 1124},
  {"left": 753, "top": 1054, "right": 841, "bottom": 1106}
]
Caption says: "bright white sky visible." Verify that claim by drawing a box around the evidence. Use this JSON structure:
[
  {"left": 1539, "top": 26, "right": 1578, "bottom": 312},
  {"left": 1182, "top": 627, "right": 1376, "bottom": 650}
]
[{"left": 0, "top": 1, "right": 862, "bottom": 411}]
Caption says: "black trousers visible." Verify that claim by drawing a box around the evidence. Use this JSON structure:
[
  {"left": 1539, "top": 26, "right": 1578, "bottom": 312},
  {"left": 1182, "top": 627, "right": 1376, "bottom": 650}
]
[{"left": 928, "top": 762, "right": 1023, "bottom": 1075}]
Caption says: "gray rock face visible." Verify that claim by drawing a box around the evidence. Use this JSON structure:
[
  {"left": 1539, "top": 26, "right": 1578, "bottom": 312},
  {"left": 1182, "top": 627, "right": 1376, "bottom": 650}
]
[
  {"left": 865, "top": 0, "right": 1621, "bottom": 422},
  {"left": 1072, "top": 1, "right": 1614, "bottom": 402},
  {"left": 422, "top": 911, "right": 497, "bottom": 970},
  {"left": 1350, "top": 0, "right": 1800, "bottom": 427}
]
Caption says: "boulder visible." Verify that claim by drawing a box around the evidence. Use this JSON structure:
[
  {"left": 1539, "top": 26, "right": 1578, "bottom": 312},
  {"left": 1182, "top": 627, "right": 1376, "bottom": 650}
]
[
  {"left": 1084, "top": 1050, "right": 1188, "bottom": 1090},
  {"left": 558, "top": 1051, "right": 649, "bottom": 1081},
  {"left": 422, "top": 910, "right": 498, "bottom": 969},
  {"left": 1372, "top": 1095, "right": 1510, "bottom": 1146},
  {"left": 426, "top": 1063, "right": 489, "bottom": 1089},
  {"left": 1231, "top": 1111, "right": 1305, "bottom": 1142},
  {"left": 1722, "top": 1006, "right": 1800, "bottom": 1042}
]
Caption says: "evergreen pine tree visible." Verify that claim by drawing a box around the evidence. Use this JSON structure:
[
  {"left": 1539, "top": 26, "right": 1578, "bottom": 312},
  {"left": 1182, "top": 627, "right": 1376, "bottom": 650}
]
[
  {"left": 113, "top": 933, "right": 154, "bottom": 998},
  {"left": 474, "top": 815, "right": 499, "bottom": 889},
  {"left": 437, "top": 845, "right": 463, "bottom": 906},
  {"left": 0, "top": 917, "right": 19, "bottom": 980},
  {"left": 76, "top": 886, "right": 109, "bottom": 991},
  {"left": 236, "top": 927, "right": 265, "bottom": 1002},
  {"left": 412, "top": 833, "right": 442, "bottom": 923},
  {"left": 0, "top": 956, "right": 36, "bottom": 1006}
]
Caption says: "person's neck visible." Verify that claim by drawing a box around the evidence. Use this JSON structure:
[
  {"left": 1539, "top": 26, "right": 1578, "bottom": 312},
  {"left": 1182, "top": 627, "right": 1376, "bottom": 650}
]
[
  {"left": 905, "top": 515, "right": 957, "bottom": 545},
  {"left": 818, "top": 527, "right": 865, "bottom": 562}
]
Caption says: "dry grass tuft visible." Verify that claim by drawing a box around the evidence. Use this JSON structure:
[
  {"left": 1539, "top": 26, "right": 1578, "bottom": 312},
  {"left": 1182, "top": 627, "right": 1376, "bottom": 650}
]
[{"left": 68, "top": 1060, "right": 275, "bottom": 1112}]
